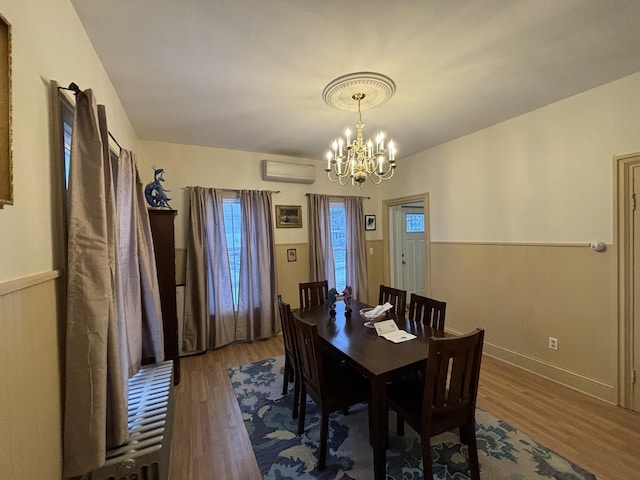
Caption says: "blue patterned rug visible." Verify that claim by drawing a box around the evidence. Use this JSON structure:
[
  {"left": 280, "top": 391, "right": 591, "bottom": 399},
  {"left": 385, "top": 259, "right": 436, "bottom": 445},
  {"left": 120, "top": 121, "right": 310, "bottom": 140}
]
[{"left": 228, "top": 356, "right": 596, "bottom": 480}]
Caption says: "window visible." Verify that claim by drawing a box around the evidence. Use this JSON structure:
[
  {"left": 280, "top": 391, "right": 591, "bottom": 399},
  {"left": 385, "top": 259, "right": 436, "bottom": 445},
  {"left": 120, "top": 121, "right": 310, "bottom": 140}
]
[
  {"left": 329, "top": 200, "right": 346, "bottom": 290},
  {"left": 406, "top": 213, "right": 424, "bottom": 233},
  {"left": 222, "top": 196, "right": 242, "bottom": 310},
  {"left": 58, "top": 91, "right": 74, "bottom": 190}
]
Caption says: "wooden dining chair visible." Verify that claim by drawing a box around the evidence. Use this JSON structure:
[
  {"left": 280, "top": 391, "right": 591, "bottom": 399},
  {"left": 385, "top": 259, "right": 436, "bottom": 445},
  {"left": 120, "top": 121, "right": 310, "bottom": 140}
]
[
  {"left": 293, "top": 315, "right": 370, "bottom": 470},
  {"left": 299, "top": 280, "right": 329, "bottom": 308},
  {"left": 378, "top": 284, "right": 407, "bottom": 315},
  {"left": 408, "top": 293, "right": 447, "bottom": 330},
  {"left": 387, "top": 328, "right": 485, "bottom": 480},
  {"left": 277, "top": 295, "right": 301, "bottom": 418}
]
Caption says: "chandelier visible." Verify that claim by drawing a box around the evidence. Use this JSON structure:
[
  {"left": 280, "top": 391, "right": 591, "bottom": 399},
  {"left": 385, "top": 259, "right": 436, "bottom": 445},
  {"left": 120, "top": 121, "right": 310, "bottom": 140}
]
[{"left": 323, "top": 72, "right": 398, "bottom": 187}]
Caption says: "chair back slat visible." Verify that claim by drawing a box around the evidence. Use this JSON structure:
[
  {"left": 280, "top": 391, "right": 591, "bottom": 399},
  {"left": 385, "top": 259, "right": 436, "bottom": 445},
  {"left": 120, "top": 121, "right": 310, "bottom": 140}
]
[
  {"left": 408, "top": 293, "right": 446, "bottom": 330},
  {"left": 299, "top": 280, "right": 329, "bottom": 308}
]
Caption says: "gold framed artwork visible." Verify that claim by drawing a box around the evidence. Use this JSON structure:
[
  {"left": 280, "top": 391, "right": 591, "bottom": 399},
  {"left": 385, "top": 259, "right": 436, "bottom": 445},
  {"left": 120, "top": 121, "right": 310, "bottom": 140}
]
[
  {"left": 0, "top": 13, "right": 11, "bottom": 208},
  {"left": 275, "top": 205, "right": 302, "bottom": 228}
]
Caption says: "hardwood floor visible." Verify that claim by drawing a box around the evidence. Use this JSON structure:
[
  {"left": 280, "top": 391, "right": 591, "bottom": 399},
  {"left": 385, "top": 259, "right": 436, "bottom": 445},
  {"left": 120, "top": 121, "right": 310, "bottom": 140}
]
[{"left": 169, "top": 335, "right": 640, "bottom": 480}]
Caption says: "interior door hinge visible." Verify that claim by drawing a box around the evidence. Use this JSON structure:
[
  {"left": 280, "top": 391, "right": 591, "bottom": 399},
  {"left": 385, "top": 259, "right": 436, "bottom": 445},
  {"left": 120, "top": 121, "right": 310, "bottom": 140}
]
[
  {"left": 633, "top": 370, "right": 637, "bottom": 385},
  {"left": 633, "top": 193, "right": 637, "bottom": 212}
]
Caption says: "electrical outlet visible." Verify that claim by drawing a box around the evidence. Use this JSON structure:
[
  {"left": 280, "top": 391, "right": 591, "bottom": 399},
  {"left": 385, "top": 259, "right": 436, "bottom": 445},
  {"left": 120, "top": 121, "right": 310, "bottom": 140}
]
[{"left": 548, "top": 337, "right": 558, "bottom": 351}]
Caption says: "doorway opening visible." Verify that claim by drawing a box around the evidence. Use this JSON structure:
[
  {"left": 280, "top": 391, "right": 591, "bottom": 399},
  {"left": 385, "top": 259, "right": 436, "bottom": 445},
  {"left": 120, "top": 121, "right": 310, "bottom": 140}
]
[{"left": 382, "top": 193, "right": 430, "bottom": 297}]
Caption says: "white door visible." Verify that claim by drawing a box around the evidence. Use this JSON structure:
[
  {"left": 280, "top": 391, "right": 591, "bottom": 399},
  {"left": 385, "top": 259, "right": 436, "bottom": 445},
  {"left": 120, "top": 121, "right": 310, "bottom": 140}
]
[
  {"left": 633, "top": 165, "right": 640, "bottom": 411},
  {"left": 401, "top": 206, "right": 427, "bottom": 298}
]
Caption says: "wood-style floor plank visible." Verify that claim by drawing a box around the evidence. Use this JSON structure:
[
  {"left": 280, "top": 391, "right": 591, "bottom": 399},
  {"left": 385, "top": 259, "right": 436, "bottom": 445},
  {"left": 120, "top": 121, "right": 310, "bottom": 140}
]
[{"left": 169, "top": 336, "right": 640, "bottom": 480}]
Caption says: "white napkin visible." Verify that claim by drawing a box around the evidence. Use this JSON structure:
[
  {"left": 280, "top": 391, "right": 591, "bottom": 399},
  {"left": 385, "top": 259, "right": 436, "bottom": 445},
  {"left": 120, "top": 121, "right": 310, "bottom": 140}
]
[{"left": 363, "top": 302, "right": 394, "bottom": 319}]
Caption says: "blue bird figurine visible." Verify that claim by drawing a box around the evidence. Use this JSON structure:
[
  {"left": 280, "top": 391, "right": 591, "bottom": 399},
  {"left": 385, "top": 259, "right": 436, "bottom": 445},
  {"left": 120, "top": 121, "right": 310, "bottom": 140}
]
[{"left": 327, "top": 287, "right": 338, "bottom": 316}]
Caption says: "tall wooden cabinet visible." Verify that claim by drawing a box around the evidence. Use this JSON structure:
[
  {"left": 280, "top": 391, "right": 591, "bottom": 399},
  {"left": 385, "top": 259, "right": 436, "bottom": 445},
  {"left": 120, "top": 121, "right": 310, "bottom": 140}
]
[{"left": 148, "top": 209, "right": 180, "bottom": 384}]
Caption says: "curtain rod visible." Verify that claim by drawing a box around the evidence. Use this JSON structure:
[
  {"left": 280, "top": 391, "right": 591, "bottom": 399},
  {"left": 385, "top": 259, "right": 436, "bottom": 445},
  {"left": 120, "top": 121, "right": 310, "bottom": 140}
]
[
  {"left": 57, "top": 82, "right": 123, "bottom": 151},
  {"left": 184, "top": 187, "right": 280, "bottom": 194},
  {"left": 305, "top": 193, "right": 370, "bottom": 199}
]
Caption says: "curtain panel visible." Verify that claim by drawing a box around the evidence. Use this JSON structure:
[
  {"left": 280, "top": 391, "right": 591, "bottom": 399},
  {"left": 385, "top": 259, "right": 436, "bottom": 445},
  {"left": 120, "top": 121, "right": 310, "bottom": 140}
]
[
  {"left": 183, "top": 187, "right": 279, "bottom": 353},
  {"left": 114, "top": 149, "right": 165, "bottom": 374},
  {"left": 63, "top": 90, "right": 126, "bottom": 476},
  {"left": 62, "top": 90, "right": 164, "bottom": 477},
  {"left": 308, "top": 193, "right": 335, "bottom": 285},
  {"left": 345, "top": 195, "right": 368, "bottom": 301}
]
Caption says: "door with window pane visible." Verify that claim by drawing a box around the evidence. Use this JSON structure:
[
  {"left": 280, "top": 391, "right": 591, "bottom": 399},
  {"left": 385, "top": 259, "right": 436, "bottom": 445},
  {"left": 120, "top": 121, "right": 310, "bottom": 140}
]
[{"left": 401, "top": 207, "right": 427, "bottom": 297}]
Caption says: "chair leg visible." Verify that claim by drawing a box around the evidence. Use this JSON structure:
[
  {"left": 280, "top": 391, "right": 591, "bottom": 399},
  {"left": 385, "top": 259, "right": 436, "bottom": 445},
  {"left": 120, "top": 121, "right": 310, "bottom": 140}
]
[
  {"left": 421, "top": 437, "right": 432, "bottom": 479},
  {"left": 318, "top": 409, "right": 329, "bottom": 470},
  {"left": 396, "top": 411, "right": 405, "bottom": 436},
  {"left": 297, "top": 389, "right": 307, "bottom": 435},
  {"left": 282, "top": 357, "right": 291, "bottom": 395},
  {"left": 463, "top": 424, "right": 481, "bottom": 480},
  {"left": 292, "top": 373, "right": 300, "bottom": 419}
]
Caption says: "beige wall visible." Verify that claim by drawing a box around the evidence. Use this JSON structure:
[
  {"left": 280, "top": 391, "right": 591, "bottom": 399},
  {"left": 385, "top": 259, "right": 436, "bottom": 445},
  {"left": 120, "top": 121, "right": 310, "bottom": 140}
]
[
  {"left": 0, "top": 274, "right": 62, "bottom": 478},
  {"left": 431, "top": 242, "right": 617, "bottom": 402},
  {"left": 368, "top": 72, "right": 640, "bottom": 404}
]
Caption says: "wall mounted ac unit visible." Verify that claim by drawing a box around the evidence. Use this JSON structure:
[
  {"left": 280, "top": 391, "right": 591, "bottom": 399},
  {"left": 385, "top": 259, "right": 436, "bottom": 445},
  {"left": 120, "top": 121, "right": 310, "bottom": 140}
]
[{"left": 262, "top": 160, "right": 316, "bottom": 184}]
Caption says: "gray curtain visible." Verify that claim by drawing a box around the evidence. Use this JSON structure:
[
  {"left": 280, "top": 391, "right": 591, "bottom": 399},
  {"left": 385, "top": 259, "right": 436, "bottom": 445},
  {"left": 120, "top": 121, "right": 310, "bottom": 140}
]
[
  {"left": 308, "top": 193, "right": 335, "bottom": 285},
  {"left": 344, "top": 195, "right": 368, "bottom": 301},
  {"left": 307, "top": 193, "right": 367, "bottom": 299},
  {"left": 62, "top": 90, "right": 164, "bottom": 477},
  {"left": 63, "top": 90, "right": 126, "bottom": 477},
  {"left": 115, "top": 149, "right": 164, "bottom": 375},
  {"left": 183, "top": 187, "right": 279, "bottom": 353}
]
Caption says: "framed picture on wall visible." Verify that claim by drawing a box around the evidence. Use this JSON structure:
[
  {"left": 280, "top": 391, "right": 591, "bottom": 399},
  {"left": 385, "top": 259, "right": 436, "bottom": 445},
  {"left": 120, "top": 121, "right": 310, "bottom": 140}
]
[
  {"left": 365, "top": 215, "right": 376, "bottom": 231},
  {"left": 287, "top": 248, "right": 297, "bottom": 262},
  {"left": 276, "top": 205, "right": 302, "bottom": 228}
]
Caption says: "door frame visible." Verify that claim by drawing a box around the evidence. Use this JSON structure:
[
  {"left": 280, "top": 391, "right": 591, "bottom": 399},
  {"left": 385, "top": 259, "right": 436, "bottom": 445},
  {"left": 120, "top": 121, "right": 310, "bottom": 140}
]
[
  {"left": 615, "top": 152, "right": 640, "bottom": 409},
  {"left": 382, "top": 193, "right": 430, "bottom": 291}
]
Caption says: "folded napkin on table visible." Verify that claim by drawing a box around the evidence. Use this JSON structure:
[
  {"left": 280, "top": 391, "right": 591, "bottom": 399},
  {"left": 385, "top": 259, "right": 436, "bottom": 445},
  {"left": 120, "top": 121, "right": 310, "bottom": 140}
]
[{"left": 363, "top": 302, "right": 394, "bottom": 318}]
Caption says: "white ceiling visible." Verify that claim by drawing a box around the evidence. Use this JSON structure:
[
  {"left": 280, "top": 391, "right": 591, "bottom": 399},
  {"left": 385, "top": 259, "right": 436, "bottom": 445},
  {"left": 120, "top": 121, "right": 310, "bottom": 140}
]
[{"left": 70, "top": 0, "right": 640, "bottom": 161}]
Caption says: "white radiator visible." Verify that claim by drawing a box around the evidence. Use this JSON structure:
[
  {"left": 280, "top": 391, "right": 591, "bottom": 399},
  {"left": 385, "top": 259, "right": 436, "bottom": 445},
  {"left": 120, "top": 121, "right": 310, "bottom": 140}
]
[{"left": 86, "top": 360, "right": 175, "bottom": 480}]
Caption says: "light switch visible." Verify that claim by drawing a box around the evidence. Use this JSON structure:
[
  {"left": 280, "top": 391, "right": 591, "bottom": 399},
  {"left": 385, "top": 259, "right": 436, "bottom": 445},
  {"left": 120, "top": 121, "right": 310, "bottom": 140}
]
[{"left": 369, "top": 247, "right": 374, "bottom": 255}]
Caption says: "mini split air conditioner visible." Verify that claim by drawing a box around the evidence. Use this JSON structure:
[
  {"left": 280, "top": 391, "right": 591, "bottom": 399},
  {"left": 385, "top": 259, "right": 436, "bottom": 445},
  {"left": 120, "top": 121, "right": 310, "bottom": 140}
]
[{"left": 262, "top": 160, "right": 316, "bottom": 184}]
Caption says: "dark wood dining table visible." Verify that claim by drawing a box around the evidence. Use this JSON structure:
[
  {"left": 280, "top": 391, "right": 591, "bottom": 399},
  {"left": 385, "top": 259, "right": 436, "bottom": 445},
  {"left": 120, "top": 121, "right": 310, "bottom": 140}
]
[{"left": 292, "top": 299, "right": 450, "bottom": 480}]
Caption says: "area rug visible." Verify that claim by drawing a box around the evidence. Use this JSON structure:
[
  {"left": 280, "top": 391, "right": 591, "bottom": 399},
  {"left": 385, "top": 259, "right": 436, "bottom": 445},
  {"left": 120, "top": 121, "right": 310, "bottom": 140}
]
[{"left": 228, "top": 356, "right": 596, "bottom": 480}]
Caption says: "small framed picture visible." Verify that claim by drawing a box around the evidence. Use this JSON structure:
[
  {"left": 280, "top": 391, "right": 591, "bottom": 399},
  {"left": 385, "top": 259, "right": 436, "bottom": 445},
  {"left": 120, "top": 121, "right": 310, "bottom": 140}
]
[
  {"left": 287, "top": 248, "right": 297, "bottom": 262},
  {"left": 365, "top": 214, "right": 376, "bottom": 231},
  {"left": 276, "top": 205, "right": 302, "bottom": 228}
]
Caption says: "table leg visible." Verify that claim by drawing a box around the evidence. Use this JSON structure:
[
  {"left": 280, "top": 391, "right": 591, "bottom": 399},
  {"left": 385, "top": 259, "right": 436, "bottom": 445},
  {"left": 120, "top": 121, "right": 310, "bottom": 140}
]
[{"left": 370, "top": 376, "right": 388, "bottom": 480}]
